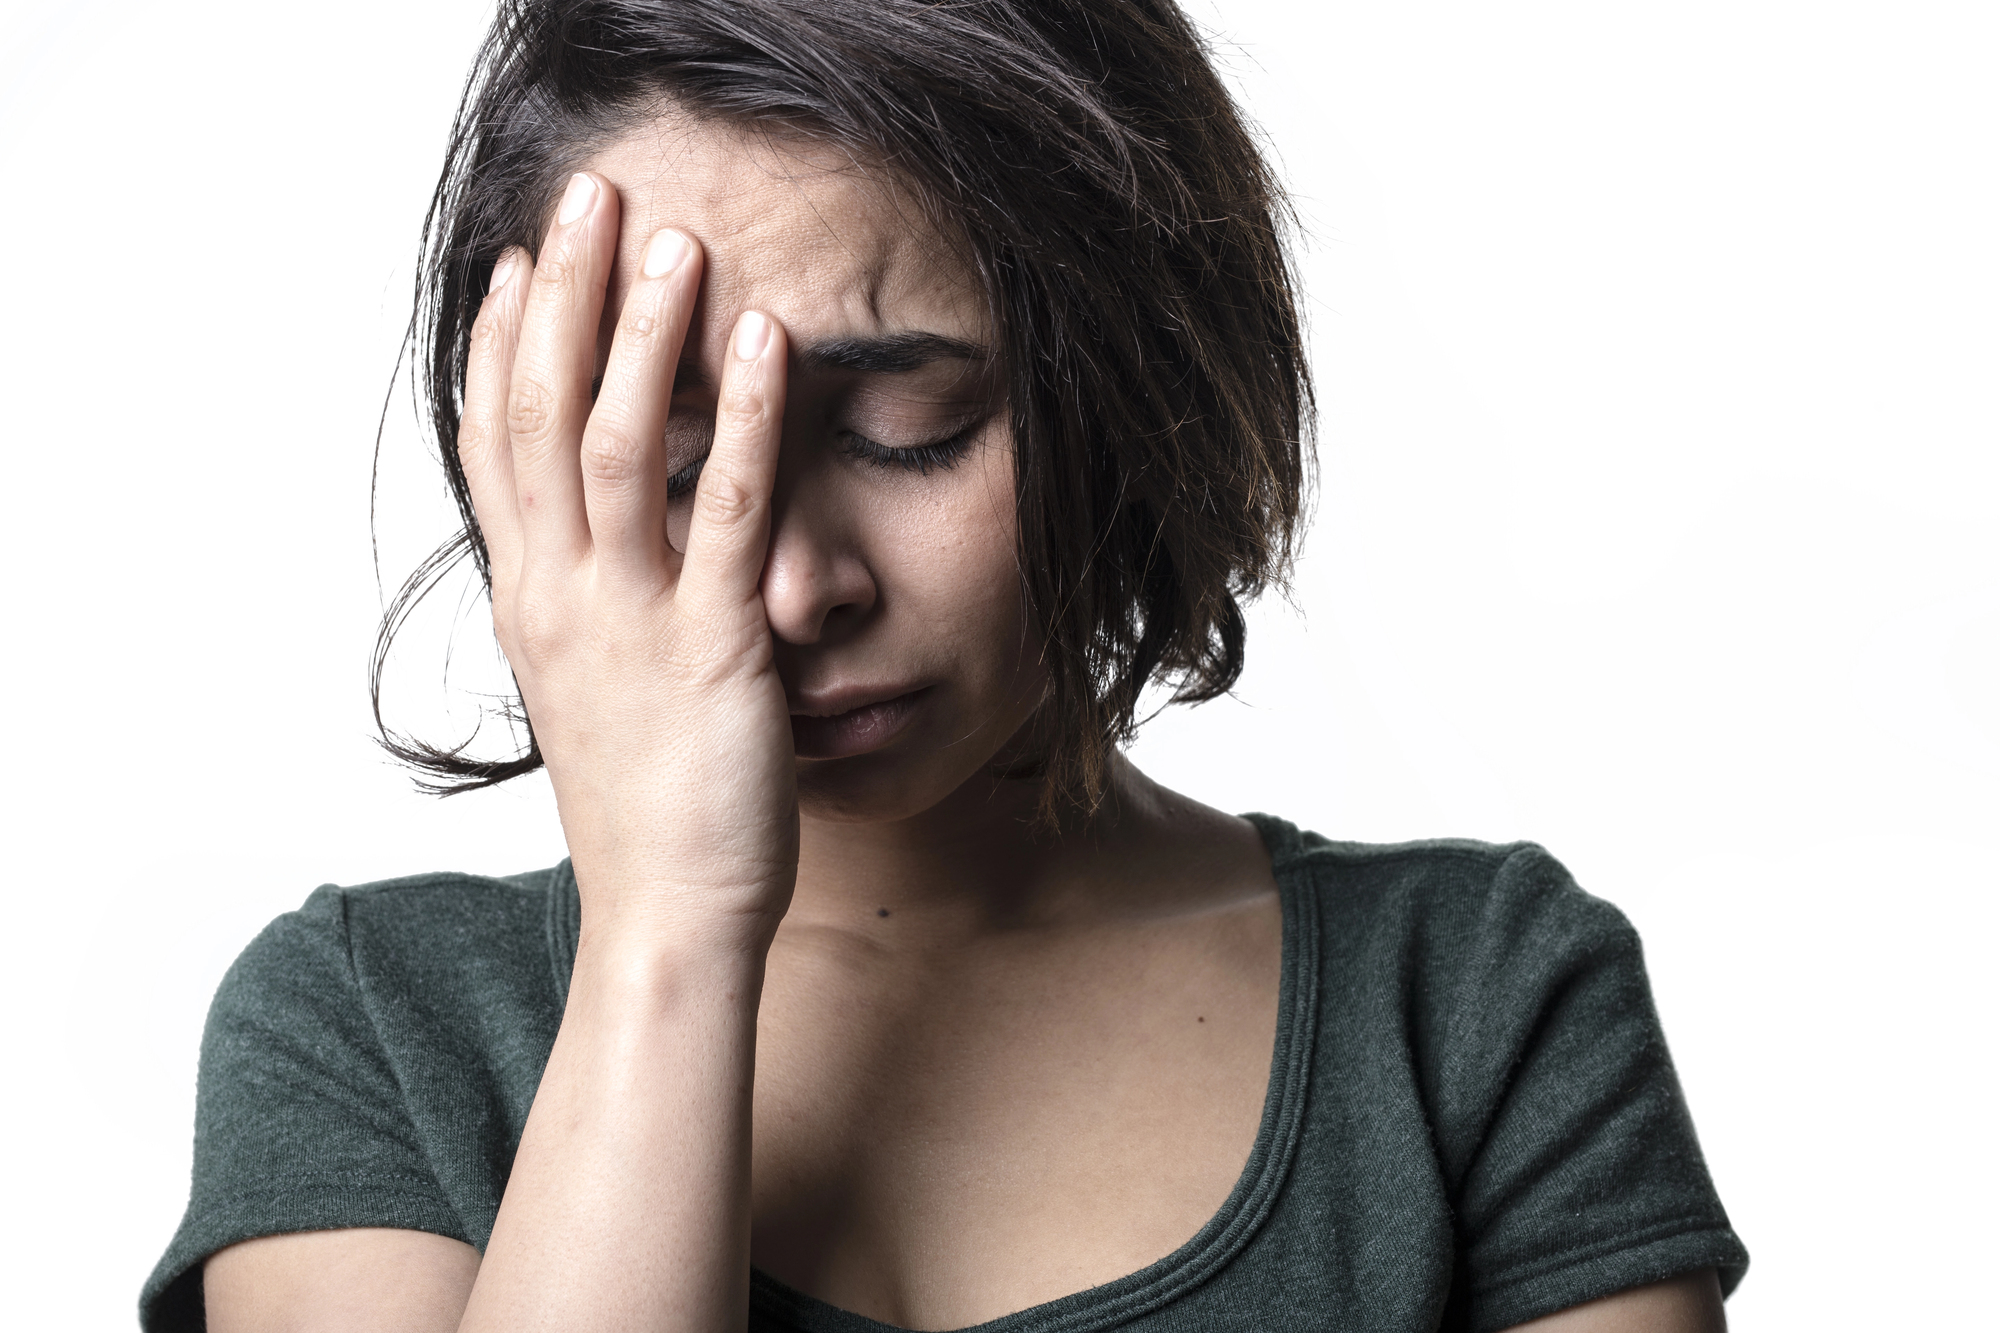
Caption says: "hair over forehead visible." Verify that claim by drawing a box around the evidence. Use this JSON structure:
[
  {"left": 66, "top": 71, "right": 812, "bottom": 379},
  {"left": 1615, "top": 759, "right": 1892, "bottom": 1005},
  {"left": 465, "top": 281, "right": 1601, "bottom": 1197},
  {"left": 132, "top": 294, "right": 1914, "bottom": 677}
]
[{"left": 382, "top": 0, "right": 1314, "bottom": 817}]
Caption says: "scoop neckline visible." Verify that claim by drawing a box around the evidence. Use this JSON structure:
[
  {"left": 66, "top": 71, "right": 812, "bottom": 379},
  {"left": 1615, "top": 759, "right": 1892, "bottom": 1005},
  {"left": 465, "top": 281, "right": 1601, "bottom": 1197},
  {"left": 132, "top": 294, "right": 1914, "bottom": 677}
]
[{"left": 738, "top": 812, "right": 1323, "bottom": 1333}]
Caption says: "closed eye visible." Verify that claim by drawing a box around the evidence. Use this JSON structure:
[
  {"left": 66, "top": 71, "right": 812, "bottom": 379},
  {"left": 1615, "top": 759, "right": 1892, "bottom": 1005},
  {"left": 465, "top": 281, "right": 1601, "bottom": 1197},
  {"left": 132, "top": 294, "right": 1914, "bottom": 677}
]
[
  {"left": 665, "top": 425, "right": 980, "bottom": 499},
  {"left": 666, "top": 456, "right": 706, "bottom": 498},
  {"left": 836, "top": 426, "right": 978, "bottom": 476}
]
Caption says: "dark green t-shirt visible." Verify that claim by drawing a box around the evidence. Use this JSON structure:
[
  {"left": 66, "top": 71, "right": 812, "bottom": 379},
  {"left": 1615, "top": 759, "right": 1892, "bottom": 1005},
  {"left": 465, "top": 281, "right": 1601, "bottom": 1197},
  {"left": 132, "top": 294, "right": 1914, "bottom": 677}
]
[{"left": 143, "top": 815, "right": 1747, "bottom": 1331}]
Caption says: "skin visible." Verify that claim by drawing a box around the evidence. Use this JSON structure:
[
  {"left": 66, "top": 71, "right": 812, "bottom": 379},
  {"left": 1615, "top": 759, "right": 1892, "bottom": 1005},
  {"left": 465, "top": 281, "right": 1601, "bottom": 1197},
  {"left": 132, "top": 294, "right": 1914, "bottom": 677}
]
[{"left": 203, "top": 116, "right": 1727, "bottom": 1333}]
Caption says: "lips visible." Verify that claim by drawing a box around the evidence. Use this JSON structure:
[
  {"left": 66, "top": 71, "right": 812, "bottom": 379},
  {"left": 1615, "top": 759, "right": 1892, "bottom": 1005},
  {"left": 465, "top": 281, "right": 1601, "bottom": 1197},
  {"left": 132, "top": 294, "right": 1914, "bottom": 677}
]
[{"left": 788, "top": 687, "right": 928, "bottom": 760}]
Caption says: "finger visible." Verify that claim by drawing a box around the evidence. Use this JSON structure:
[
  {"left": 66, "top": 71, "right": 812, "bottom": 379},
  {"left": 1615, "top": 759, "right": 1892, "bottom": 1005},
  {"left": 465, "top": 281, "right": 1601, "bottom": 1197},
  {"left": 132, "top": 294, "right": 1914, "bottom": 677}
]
[
  {"left": 579, "top": 227, "right": 703, "bottom": 586},
  {"left": 507, "top": 171, "right": 620, "bottom": 565},
  {"left": 458, "top": 247, "right": 530, "bottom": 587},
  {"left": 679, "top": 310, "right": 787, "bottom": 615}
]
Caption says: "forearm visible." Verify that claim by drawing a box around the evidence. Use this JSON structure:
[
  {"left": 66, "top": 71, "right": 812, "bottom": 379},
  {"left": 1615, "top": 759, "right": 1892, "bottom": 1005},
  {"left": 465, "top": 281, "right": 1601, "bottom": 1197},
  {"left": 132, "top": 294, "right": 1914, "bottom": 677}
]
[
  {"left": 457, "top": 924, "right": 769, "bottom": 1333},
  {"left": 442, "top": 177, "right": 797, "bottom": 1333}
]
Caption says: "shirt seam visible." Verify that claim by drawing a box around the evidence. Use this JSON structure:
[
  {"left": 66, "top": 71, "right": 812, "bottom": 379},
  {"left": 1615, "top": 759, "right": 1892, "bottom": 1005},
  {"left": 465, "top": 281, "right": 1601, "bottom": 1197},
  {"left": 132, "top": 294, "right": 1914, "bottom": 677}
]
[
  {"left": 332, "top": 887, "right": 470, "bottom": 1237},
  {"left": 202, "top": 1168, "right": 450, "bottom": 1190},
  {"left": 1470, "top": 1214, "right": 1737, "bottom": 1294},
  {"left": 1273, "top": 837, "right": 1540, "bottom": 877}
]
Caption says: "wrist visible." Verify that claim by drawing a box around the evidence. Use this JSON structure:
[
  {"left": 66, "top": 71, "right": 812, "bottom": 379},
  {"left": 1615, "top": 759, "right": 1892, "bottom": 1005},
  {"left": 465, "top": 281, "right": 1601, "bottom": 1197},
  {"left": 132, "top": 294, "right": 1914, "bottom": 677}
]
[
  {"left": 572, "top": 887, "right": 780, "bottom": 971},
  {"left": 570, "top": 848, "right": 792, "bottom": 939},
  {"left": 567, "top": 923, "right": 773, "bottom": 1025}
]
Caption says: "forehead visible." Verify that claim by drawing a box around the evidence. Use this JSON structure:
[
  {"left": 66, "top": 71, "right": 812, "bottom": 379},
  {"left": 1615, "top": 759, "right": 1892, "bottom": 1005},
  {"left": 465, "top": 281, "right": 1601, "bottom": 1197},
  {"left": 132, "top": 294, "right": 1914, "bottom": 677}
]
[{"left": 583, "top": 114, "right": 985, "bottom": 356}]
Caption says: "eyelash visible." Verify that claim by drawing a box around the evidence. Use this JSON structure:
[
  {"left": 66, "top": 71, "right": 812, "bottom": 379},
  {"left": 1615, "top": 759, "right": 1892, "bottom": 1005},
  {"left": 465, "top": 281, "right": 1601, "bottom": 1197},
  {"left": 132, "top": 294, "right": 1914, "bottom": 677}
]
[
  {"left": 666, "top": 459, "right": 705, "bottom": 498},
  {"left": 836, "top": 427, "right": 978, "bottom": 476},
  {"left": 664, "top": 427, "right": 977, "bottom": 499}
]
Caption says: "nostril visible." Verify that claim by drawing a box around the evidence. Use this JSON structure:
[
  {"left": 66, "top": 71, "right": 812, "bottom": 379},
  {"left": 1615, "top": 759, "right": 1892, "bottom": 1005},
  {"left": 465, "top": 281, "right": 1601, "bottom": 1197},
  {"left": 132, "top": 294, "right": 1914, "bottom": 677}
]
[{"left": 761, "top": 553, "right": 877, "bottom": 647}]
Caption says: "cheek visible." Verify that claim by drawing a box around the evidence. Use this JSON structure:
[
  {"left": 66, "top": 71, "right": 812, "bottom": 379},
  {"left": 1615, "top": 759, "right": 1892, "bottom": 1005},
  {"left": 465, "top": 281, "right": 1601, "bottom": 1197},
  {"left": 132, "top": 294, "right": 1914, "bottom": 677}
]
[{"left": 894, "top": 448, "right": 1033, "bottom": 676}]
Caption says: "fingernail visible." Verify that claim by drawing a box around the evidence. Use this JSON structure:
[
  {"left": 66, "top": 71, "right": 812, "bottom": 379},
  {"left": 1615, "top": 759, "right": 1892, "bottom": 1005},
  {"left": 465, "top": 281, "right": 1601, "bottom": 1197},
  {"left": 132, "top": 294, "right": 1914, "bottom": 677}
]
[
  {"left": 556, "top": 173, "right": 597, "bottom": 226},
  {"left": 643, "top": 229, "right": 690, "bottom": 278},
  {"left": 734, "top": 311, "right": 771, "bottom": 360},
  {"left": 489, "top": 250, "right": 517, "bottom": 292}
]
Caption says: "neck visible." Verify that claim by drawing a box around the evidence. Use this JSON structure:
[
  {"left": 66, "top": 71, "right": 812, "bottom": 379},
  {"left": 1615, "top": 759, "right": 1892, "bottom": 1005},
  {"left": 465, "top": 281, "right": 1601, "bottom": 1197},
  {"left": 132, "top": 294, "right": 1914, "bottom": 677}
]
[{"left": 787, "top": 754, "right": 1178, "bottom": 937}]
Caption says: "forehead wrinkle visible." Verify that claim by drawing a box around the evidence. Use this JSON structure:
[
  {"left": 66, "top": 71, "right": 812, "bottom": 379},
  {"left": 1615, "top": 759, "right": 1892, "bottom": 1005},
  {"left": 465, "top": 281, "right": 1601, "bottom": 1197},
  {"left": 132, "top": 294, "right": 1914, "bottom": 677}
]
[
  {"left": 591, "top": 118, "right": 982, "bottom": 368},
  {"left": 682, "top": 169, "right": 902, "bottom": 317},
  {"left": 735, "top": 168, "right": 921, "bottom": 336}
]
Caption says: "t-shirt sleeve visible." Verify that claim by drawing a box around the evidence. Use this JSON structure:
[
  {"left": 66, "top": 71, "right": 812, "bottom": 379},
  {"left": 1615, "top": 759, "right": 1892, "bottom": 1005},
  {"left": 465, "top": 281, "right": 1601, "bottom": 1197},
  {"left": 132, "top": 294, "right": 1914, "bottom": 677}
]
[
  {"left": 140, "top": 885, "right": 468, "bottom": 1332},
  {"left": 1435, "top": 845, "right": 1748, "bottom": 1331}
]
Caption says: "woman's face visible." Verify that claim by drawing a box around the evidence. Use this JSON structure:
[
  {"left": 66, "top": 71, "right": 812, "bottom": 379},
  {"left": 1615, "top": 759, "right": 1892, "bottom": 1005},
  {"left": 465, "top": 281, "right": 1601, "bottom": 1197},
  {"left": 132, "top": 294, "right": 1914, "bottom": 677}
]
[{"left": 582, "top": 117, "right": 1045, "bottom": 824}]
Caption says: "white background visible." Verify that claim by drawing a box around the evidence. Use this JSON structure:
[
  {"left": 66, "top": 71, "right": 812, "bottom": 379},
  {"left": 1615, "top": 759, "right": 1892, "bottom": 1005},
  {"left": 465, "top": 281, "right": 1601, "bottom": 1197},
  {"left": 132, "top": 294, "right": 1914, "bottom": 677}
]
[{"left": 1, "top": 0, "right": 1993, "bottom": 1327}]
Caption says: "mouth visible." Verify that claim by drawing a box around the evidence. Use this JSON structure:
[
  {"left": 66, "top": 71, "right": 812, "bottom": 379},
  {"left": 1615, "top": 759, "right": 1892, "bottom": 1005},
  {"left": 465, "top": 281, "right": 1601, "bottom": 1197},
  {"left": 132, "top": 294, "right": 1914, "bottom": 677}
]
[{"left": 788, "top": 687, "right": 929, "bottom": 761}]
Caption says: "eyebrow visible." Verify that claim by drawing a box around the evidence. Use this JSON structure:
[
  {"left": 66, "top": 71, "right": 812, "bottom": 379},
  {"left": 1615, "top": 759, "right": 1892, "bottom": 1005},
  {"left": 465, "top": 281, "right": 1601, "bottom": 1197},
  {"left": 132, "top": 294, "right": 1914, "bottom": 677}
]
[
  {"left": 670, "top": 330, "right": 989, "bottom": 392},
  {"left": 798, "top": 331, "right": 990, "bottom": 376}
]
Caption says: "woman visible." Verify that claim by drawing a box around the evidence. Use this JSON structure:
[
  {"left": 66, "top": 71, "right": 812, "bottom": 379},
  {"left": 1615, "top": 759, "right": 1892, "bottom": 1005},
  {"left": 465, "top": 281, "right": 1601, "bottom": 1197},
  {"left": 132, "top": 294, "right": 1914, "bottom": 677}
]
[{"left": 144, "top": 1, "right": 1747, "bottom": 1329}]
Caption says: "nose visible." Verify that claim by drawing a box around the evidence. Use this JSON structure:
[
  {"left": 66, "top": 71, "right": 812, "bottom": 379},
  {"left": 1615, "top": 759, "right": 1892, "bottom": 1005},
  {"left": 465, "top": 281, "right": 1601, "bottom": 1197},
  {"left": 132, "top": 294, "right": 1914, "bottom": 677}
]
[{"left": 760, "top": 470, "right": 877, "bottom": 646}]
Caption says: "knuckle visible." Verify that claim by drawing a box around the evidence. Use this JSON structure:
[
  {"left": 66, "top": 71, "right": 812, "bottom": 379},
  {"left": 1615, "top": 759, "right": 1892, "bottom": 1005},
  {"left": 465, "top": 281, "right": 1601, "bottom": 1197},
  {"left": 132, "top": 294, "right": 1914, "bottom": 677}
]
[
  {"left": 506, "top": 381, "right": 557, "bottom": 442},
  {"left": 455, "top": 416, "right": 493, "bottom": 462},
  {"left": 694, "top": 471, "right": 757, "bottom": 527},
  {"left": 532, "top": 248, "right": 577, "bottom": 290},
  {"left": 509, "top": 592, "right": 570, "bottom": 657},
  {"left": 715, "top": 387, "right": 772, "bottom": 435},
  {"left": 468, "top": 311, "right": 504, "bottom": 360},
  {"left": 579, "top": 429, "right": 646, "bottom": 488},
  {"left": 457, "top": 411, "right": 513, "bottom": 470},
  {"left": 622, "top": 306, "right": 661, "bottom": 343}
]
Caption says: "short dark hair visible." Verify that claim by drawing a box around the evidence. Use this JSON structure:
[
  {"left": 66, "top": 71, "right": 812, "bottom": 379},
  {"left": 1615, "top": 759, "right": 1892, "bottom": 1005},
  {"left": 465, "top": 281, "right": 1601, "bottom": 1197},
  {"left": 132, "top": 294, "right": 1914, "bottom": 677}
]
[{"left": 375, "top": 0, "right": 1313, "bottom": 814}]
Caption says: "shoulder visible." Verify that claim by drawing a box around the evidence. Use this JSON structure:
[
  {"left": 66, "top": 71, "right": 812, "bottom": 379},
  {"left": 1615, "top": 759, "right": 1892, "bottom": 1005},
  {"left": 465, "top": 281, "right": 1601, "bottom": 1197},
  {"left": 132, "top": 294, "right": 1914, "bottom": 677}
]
[
  {"left": 202, "top": 862, "right": 576, "bottom": 1107},
  {"left": 262, "top": 862, "right": 572, "bottom": 941},
  {"left": 195, "top": 863, "right": 573, "bottom": 1233},
  {"left": 1250, "top": 814, "right": 1634, "bottom": 974},
  {"left": 147, "top": 866, "right": 572, "bottom": 1329},
  {"left": 223, "top": 863, "right": 574, "bottom": 1001},
  {"left": 1249, "top": 817, "right": 1748, "bottom": 1319},
  {"left": 1250, "top": 815, "right": 1664, "bottom": 1168}
]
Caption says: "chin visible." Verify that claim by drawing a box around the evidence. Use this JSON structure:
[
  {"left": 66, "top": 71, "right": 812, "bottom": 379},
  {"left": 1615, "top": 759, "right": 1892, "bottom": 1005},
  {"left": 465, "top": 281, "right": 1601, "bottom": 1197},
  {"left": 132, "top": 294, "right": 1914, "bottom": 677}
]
[{"left": 794, "top": 749, "right": 973, "bottom": 825}]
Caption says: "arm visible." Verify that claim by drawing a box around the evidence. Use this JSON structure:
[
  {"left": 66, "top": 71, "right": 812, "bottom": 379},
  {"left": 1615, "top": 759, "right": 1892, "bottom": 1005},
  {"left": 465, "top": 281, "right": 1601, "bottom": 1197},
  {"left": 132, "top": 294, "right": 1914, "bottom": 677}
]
[
  {"left": 205, "top": 1231, "right": 479, "bottom": 1333},
  {"left": 1504, "top": 1269, "right": 1725, "bottom": 1333},
  {"left": 206, "top": 173, "right": 797, "bottom": 1331}
]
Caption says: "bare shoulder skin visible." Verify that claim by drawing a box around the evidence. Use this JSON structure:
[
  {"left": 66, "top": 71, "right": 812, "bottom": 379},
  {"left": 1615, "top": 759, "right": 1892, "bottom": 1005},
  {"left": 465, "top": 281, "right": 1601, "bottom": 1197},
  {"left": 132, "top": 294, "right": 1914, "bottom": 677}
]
[{"left": 204, "top": 115, "right": 1724, "bottom": 1333}]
